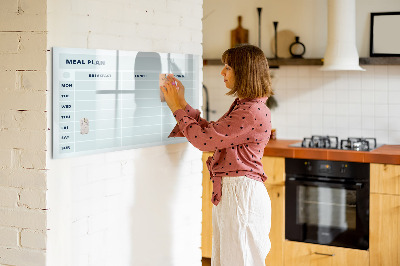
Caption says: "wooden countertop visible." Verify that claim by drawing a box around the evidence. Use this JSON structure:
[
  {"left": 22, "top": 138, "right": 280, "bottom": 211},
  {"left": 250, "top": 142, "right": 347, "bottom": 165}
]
[{"left": 263, "top": 139, "right": 400, "bottom": 165}]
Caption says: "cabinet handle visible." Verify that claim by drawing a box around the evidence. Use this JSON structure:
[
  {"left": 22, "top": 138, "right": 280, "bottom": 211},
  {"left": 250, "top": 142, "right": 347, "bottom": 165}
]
[{"left": 314, "top": 252, "right": 335, "bottom": 257}]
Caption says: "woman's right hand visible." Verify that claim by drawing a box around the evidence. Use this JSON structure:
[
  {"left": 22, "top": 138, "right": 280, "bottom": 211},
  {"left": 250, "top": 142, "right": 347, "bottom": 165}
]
[{"left": 170, "top": 76, "right": 187, "bottom": 108}]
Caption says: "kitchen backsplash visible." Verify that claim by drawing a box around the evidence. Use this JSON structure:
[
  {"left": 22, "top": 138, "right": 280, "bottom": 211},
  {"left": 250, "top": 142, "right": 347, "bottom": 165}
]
[{"left": 203, "top": 65, "right": 400, "bottom": 145}]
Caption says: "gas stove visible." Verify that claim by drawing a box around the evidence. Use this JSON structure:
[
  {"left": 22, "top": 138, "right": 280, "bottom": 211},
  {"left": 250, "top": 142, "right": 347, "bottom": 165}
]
[{"left": 289, "top": 135, "right": 381, "bottom": 151}]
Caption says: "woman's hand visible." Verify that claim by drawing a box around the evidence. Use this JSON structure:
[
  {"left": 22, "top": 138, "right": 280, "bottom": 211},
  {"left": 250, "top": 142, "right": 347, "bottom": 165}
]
[
  {"left": 160, "top": 76, "right": 184, "bottom": 113},
  {"left": 172, "top": 77, "right": 187, "bottom": 108}
]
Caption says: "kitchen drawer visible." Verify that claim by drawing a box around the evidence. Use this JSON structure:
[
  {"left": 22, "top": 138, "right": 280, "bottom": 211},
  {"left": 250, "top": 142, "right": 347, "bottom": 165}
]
[{"left": 284, "top": 241, "right": 369, "bottom": 266}]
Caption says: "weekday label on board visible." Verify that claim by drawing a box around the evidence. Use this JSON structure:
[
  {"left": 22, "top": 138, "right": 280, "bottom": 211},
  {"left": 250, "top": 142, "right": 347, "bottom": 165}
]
[{"left": 53, "top": 47, "right": 200, "bottom": 158}]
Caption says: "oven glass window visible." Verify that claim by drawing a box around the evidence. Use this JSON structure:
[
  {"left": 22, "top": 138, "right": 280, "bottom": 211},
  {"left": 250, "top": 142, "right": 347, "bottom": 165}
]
[{"left": 297, "top": 186, "right": 356, "bottom": 230}]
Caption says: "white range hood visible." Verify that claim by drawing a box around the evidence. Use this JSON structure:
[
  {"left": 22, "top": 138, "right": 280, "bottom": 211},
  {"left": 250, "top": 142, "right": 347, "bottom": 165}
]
[{"left": 320, "top": 0, "right": 365, "bottom": 71}]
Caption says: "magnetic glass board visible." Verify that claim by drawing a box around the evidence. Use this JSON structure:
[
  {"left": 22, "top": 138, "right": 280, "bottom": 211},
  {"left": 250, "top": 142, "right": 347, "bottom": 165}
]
[{"left": 52, "top": 47, "right": 200, "bottom": 158}]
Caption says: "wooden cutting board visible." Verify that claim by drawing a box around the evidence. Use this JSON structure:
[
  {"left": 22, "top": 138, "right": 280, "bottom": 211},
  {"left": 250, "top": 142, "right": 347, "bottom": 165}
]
[{"left": 231, "top": 16, "right": 249, "bottom": 48}]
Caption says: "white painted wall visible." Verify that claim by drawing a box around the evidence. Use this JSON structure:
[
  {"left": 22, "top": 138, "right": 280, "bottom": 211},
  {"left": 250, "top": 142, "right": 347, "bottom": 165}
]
[
  {"left": 46, "top": 0, "right": 203, "bottom": 266},
  {"left": 203, "top": 0, "right": 400, "bottom": 145},
  {"left": 203, "top": 0, "right": 400, "bottom": 58}
]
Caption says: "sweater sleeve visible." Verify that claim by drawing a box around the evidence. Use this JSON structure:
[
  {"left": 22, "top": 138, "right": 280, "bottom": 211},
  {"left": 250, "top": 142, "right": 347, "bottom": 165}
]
[
  {"left": 172, "top": 106, "right": 257, "bottom": 152},
  {"left": 168, "top": 104, "right": 211, "bottom": 138}
]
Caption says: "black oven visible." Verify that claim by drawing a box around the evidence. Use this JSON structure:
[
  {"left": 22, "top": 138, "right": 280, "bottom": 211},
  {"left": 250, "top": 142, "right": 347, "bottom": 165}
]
[{"left": 285, "top": 158, "right": 369, "bottom": 250}]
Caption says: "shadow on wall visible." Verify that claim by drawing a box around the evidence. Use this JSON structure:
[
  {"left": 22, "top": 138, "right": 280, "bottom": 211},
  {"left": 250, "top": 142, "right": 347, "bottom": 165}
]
[
  {"left": 129, "top": 52, "right": 187, "bottom": 265},
  {"left": 129, "top": 144, "right": 191, "bottom": 265}
]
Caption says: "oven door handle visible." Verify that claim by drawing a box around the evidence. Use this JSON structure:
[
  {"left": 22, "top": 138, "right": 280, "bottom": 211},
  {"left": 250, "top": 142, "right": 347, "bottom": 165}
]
[{"left": 286, "top": 177, "right": 364, "bottom": 189}]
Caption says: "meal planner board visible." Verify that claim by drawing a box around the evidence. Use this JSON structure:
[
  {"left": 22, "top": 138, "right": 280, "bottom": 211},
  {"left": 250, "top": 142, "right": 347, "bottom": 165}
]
[{"left": 52, "top": 47, "right": 200, "bottom": 158}]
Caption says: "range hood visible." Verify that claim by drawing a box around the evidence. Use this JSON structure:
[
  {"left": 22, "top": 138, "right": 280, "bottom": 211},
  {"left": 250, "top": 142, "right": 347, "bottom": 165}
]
[{"left": 320, "top": 0, "right": 365, "bottom": 71}]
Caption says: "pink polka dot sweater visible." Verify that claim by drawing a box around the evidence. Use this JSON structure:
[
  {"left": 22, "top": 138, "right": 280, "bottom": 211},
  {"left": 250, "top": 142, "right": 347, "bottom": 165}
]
[{"left": 169, "top": 97, "right": 272, "bottom": 206}]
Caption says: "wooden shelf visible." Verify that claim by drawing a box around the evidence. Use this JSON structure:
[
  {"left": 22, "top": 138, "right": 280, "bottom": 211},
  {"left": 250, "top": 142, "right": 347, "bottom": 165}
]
[
  {"left": 203, "top": 57, "right": 400, "bottom": 67},
  {"left": 359, "top": 57, "right": 400, "bottom": 65},
  {"left": 203, "top": 58, "right": 323, "bottom": 67}
]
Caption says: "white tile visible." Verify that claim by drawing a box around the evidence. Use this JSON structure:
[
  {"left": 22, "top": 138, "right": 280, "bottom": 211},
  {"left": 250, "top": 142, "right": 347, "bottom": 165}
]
[
  {"left": 374, "top": 90, "right": 388, "bottom": 104},
  {"left": 348, "top": 116, "right": 362, "bottom": 129},
  {"left": 362, "top": 65, "right": 375, "bottom": 74},
  {"left": 336, "top": 128, "right": 349, "bottom": 140},
  {"left": 311, "top": 102, "right": 324, "bottom": 113},
  {"left": 348, "top": 90, "right": 362, "bottom": 103},
  {"left": 388, "top": 65, "right": 400, "bottom": 76},
  {"left": 348, "top": 103, "right": 362, "bottom": 116},
  {"left": 374, "top": 130, "right": 389, "bottom": 144},
  {"left": 322, "top": 70, "right": 335, "bottom": 78},
  {"left": 375, "top": 104, "right": 389, "bottom": 117},
  {"left": 349, "top": 128, "right": 362, "bottom": 137},
  {"left": 311, "top": 114, "right": 323, "bottom": 129},
  {"left": 389, "top": 117, "right": 400, "bottom": 131},
  {"left": 323, "top": 115, "right": 336, "bottom": 129},
  {"left": 286, "top": 77, "right": 299, "bottom": 89},
  {"left": 298, "top": 77, "right": 311, "bottom": 89},
  {"left": 388, "top": 131, "right": 400, "bottom": 144},
  {"left": 336, "top": 90, "right": 349, "bottom": 104},
  {"left": 361, "top": 90, "right": 374, "bottom": 104},
  {"left": 362, "top": 116, "right": 375, "bottom": 130},
  {"left": 298, "top": 67, "right": 311, "bottom": 78},
  {"left": 297, "top": 102, "right": 312, "bottom": 115},
  {"left": 310, "top": 66, "right": 324, "bottom": 77},
  {"left": 374, "top": 117, "right": 389, "bottom": 131},
  {"left": 374, "top": 65, "right": 388, "bottom": 77},
  {"left": 336, "top": 115, "right": 348, "bottom": 128},
  {"left": 336, "top": 103, "right": 349, "bottom": 116},
  {"left": 285, "top": 66, "right": 298, "bottom": 77},
  {"left": 311, "top": 127, "right": 324, "bottom": 136},
  {"left": 374, "top": 77, "right": 388, "bottom": 91},
  {"left": 388, "top": 91, "right": 400, "bottom": 104},
  {"left": 323, "top": 87, "right": 336, "bottom": 103},
  {"left": 361, "top": 103, "right": 374, "bottom": 117},
  {"left": 335, "top": 72, "right": 349, "bottom": 90},
  {"left": 287, "top": 113, "right": 300, "bottom": 127},
  {"left": 361, "top": 128, "right": 375, "bottom": 138},
  {"left": 389, "top": 104, "right": 400, "bottom": 117},
  {"left": 310, "top": 77, "right": 324, "bottom": 90},
  {"left": 348, "top": 77, "right": 362, "bottom": 91},
  {"left": 323, "top": 103, "right": 336, "bottom": 115},
  {"left": 388, "top": 75, "right": 400, "bottom": 91},
  {"left": 311, "top": 87, "right": 323, "bottom": 102}
]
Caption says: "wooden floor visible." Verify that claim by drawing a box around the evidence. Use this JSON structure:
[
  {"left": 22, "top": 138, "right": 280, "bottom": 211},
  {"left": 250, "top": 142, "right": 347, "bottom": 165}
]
[{"left": 202, "top": 257, "right": 211, "bottom": 266}]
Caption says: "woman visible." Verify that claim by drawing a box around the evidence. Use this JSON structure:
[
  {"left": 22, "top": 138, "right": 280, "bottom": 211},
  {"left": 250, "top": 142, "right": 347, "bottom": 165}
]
[{"left": 161, "top": 44, "right": 273, "bottom": 266}]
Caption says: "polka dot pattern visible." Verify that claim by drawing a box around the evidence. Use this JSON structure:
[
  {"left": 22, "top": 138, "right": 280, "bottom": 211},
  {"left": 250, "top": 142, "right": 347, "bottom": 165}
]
[{"left": 169, "top": 97, "right": 272, "bottom": 206}]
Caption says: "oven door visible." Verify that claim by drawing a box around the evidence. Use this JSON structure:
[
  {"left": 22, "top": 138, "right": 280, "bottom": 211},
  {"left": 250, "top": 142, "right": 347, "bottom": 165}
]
[{"left": 285, "top": 177, "right": 369, "bottom": 250}]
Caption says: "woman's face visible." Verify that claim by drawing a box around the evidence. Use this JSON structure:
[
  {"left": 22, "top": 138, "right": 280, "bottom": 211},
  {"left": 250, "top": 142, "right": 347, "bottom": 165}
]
[{"left": 220, "top": 64, "right": 235, "bottom": 89}]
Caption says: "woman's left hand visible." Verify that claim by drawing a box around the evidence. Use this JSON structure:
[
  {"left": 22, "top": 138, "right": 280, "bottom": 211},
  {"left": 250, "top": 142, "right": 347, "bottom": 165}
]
[{"left": 160, "top": 76, "right": 184, "bottom": 113}]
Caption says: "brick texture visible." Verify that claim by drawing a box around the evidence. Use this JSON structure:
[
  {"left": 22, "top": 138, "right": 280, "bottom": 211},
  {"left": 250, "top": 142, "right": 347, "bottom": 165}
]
[{"left": 0, "top": 0, "right": 47, "bottom": 265}]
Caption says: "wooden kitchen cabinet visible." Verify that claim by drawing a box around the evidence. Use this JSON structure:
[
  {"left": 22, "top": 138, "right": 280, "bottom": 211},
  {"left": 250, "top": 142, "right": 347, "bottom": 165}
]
[
  {"left": 284, "top": 241, "right": 369, "bottom": 266},
  {"left": 202, "top": 152, "right": 213, "bottom": 258},
  {"left": 370, "top": 163, "right": 400, "bottom": 195},
  {"left": 262, "top": 156, "right": 285, "bottom": 266},
  {"left": 201, "top": 154, "right": 286, "bottom": 266},
  {"left": 370, "top": 163, "right": 400, "bottom": 266}
]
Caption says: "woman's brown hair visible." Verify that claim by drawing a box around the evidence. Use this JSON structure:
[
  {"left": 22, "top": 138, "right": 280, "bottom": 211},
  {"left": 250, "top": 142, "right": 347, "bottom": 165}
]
[{"left": 221, "top": 44, "right": 273, "bottom": 99}]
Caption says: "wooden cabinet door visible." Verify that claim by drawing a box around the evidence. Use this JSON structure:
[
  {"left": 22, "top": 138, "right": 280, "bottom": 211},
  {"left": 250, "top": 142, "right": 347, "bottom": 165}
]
[
  {"left": 201, "top": 152, "right": 213, "bottom": 258},
  {"left": 264, "top": 184, "right": 284, "bottom": 266},
  {"left": 370, "top": 163, "right": 400, "bottom": 195},
  {"left": 262, "top": 156, "right": 285, "bottom": 186},
  {"left": 284, "top": 241, "right": 369, "bottom": 266},
  {"left": 370, "top": 193, "right": 400, "bottom": 266}
]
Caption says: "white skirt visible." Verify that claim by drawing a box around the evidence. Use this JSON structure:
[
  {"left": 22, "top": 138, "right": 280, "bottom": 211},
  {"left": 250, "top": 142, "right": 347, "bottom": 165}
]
[{"left": 212, "top": 176, "right": 271, "bottom": 266}]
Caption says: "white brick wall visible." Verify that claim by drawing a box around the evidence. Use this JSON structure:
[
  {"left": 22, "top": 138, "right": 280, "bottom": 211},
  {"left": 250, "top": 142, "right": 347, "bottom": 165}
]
[
  {"left": 46, "top": 1, "right": 203, "bottom": 266},
  {"left": 0, "top": 0, "right": 48, "bottom": 265}
]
